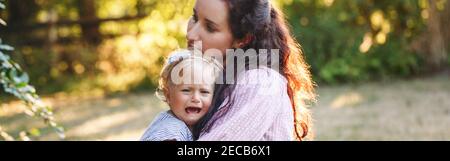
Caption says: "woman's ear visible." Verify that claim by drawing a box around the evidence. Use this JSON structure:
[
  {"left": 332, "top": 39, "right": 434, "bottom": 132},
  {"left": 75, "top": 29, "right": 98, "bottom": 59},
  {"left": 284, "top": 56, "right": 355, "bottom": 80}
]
[
  {"left": 233, "top": 34, "right": 254, "bottom": 48},
  {"left": 232, "top": 39, "right": 242, "bottom": 48}
]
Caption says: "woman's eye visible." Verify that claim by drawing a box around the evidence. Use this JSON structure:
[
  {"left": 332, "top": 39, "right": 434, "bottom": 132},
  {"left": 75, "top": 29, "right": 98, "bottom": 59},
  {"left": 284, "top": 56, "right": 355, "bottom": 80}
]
[
  {"left": 206, "top": 24, "right": 216, "bottom": 33},
  {"left": 192, "top": 14, "right": 198, "bottom": 22}
]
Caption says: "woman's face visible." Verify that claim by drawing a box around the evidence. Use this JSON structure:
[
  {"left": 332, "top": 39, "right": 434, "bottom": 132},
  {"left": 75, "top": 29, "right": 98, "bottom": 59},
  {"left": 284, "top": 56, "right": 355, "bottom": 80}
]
[{"left": 187, "top": 0, "right": 235, "bottom": 55}]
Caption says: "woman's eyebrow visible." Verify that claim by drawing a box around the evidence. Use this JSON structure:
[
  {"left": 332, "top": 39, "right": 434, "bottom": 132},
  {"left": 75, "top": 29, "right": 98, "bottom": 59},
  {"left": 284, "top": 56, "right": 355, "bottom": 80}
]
[
  {"left": 193, "top": 8, "right": 218, "bottom": 28},
  {"left": 205, "top": 18, "right": 219, "bottom": 28}
]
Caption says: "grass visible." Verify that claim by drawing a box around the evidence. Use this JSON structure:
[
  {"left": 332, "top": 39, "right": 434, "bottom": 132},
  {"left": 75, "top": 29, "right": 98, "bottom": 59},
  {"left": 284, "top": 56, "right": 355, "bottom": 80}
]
[
  {"left": 1, "top": 74, "right": 449, "bottom": 140},
  {"left": 313, "top": 74, "right": 450, "bottom": 140}
]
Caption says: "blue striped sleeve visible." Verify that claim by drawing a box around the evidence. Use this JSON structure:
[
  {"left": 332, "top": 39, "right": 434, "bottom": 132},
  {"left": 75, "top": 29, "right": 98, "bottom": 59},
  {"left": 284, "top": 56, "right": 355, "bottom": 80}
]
[{"left": 140, "top": 111, "right": 193, "bottom": 141}]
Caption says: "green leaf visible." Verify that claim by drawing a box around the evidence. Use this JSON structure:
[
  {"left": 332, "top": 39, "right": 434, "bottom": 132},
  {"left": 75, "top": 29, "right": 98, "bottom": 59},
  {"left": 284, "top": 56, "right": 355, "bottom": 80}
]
[
  {"left": 7, "top": 68, "right": 17, "bottom": 80},
  {"left": 0, "top": 44, "right": 14, "bottom": 51},
  {"left": 16, "top": 82, "right": 27, "bottom": 88},
  {"left": 1, "top": 60, "right": 13, "bottom": 68},
  {"left": 0, "top": 52, "right": 10, "bottom": 61},
  {"left": 19, "top": 72, "right": 30, "bottom": 83},
  {"left": 55, "top": 126, "right": 66, "bottom": 139},
  {"left": 29, "top": 128, "right": 41, "bottom": 137},
  {"left": 0, "top": 2, "right": 4, "bottom": 9},
  {"left": 0, "top": 18, "right": 6, "bottom": 26}
]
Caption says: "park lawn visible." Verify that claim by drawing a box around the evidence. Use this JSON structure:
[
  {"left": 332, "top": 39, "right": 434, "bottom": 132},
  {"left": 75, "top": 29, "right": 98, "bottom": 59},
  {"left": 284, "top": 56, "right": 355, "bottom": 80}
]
[{"left": 1, "top": 74, "right": 449, "bottom": 140}]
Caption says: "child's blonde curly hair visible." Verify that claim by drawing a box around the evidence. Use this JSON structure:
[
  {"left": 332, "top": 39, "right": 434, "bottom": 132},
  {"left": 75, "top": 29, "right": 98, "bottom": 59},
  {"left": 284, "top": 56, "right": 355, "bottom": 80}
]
[{"left": 156, "top": 49, "right": 223, "bottom": 103}]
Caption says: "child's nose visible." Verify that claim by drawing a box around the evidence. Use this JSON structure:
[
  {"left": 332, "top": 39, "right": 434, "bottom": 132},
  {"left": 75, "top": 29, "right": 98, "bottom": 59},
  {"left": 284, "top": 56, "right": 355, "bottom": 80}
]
[{"left": 191, "top": 92, "right": 200, "bottom": 103}]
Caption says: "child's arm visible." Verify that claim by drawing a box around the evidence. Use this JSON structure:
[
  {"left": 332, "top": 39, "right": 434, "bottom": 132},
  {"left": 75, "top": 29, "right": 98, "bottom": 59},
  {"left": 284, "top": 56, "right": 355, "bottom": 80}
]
[{"left": 140, "top": 112, "right": 193, "bottom": 141}]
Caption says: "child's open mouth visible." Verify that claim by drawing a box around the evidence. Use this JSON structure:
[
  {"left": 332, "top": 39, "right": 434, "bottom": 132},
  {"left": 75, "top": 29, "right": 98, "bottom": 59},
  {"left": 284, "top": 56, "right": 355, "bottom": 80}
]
[{"left": 185, "top": 107, "right": 201, "bottom": 114}]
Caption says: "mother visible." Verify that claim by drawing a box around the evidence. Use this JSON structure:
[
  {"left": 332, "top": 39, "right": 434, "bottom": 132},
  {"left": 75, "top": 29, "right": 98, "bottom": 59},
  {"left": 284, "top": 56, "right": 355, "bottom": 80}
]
[{"left": 188, "top": 0, "right": 315, "bottom": 141}]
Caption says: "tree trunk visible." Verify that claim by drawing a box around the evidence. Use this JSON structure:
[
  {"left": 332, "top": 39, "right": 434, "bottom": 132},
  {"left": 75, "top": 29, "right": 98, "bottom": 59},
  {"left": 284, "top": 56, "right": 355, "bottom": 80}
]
[
  {"left": 426, "top": 0, "right": 448, "bottom": 69},
  {"left": 412, "top": 0, "right": 449, "bottom": 70},
  {"left": 442, "top": 0, "right": 450, "bottom": 50},
  {"left": 7, "top": 0, "right": 38, "bottom": 25},
  {"left": 78, "top": 0, "right": 101, "bottom": 45},
  {"left": 6, "top": 0, "right": 38, "bottom": 35}
]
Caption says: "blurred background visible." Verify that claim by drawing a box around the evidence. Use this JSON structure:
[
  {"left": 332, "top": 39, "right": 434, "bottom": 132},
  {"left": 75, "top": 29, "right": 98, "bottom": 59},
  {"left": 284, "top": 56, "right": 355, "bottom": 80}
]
[{"left": 0, "top": 0, "right": 449, "bottom": 140}]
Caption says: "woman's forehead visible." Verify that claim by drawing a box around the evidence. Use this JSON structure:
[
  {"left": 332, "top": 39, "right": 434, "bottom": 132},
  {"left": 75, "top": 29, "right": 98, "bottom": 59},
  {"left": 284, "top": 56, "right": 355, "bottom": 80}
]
[{"left": 195, "top": 0, "right": 229, "bottom": 26}]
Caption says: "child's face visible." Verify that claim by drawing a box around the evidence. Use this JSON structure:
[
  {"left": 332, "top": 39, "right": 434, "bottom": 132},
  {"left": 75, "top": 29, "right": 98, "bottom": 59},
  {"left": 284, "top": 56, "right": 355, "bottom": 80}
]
[{"left": 167, "top": 83, "right": 214, "bottom": 127}]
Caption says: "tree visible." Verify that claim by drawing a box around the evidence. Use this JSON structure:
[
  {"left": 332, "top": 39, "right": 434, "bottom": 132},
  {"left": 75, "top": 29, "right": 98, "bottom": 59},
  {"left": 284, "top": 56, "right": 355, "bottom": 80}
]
[
  {"left": 278, "top": 0, "right": 448, "bottom": 83},
  {"left": 412, "top": 0, "right": 449, "bottom": 70},
  {"left": 0, "top": 1, "right": 64, "bottom": 141},
  {"left": 6, "top": 0, "right": 38, "bottom": 27},
  {"left": 78, "top": 0, "right": 101, "bottom": 44}
]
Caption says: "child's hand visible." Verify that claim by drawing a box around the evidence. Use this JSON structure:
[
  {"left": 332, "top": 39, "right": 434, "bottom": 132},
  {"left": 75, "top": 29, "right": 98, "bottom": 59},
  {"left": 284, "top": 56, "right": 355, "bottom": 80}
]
[{"left": 168, "top": 49, "right": 191, "bottom": 64}]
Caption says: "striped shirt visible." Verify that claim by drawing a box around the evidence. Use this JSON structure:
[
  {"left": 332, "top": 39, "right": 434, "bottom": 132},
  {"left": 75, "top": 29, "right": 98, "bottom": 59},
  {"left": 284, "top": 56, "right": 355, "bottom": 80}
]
[
  {"left": 140, "top": 111, "right": 193, "bottom": 141},
  {"left": 198, "top": 67, "right": 295, "bottom": 141}
]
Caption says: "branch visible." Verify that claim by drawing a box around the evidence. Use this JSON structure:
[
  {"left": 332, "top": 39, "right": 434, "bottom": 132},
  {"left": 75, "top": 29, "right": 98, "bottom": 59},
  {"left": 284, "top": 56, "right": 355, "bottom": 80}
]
[{"left": 8, "top": 14, "right": 149, "bottom": 31}]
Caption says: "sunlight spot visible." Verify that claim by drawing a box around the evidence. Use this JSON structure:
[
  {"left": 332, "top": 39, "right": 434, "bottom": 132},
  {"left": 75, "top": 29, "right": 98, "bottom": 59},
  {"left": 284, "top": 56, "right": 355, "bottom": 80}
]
[
  {"left": 370, "top": 10, "right": 384, "bottom": 29},
  {"left": 73, "top": 62, "right": 85, "bottom": 74},
  {"left": 421, "top": 10, "right": 429, "bottom": 19},
  {"left": 331, "top": 92, "right": 364, "bottom": 109},
  {"left": 36, "top": 10, "right": 49, "bottom": 23},
  {"left": 69, "top": 109, "right": 140, "bottom": 137},
  {"left": 376, "top": 33, "right": 387, "bottom": 44},
  {"left": 359, "top": 33, "right": 373, "bottom": 53},
  {"left": 323, "top": 0, "right": 335, "bottom": 7},
  {"left": 108, "top": 98, "right": 122, "bottom": 107},
  {"left": 0, "top": 101, "right": 26, "bottom": 117},
  {"left": 96, "top": 61, "right": 114, "bottom": 73}
]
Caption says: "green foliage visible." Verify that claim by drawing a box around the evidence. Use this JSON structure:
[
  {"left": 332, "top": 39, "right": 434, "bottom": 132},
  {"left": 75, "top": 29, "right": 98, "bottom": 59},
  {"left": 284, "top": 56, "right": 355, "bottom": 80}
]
[
  {"left": 282, "top": 0, "right": 428, "bottom": 83},
  {"left": 0, "top": 1, "right": 64, "bottom": 141},
  {"left": 0, "top": 0, "right": 447, "bottom": 94},
  {"left": 1, "top": 0, "right": 194, "bottom": 94}
]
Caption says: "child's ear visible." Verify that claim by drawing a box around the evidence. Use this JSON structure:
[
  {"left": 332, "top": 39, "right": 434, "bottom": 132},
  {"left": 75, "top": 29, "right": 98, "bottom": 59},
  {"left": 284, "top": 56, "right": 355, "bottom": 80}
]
[{"left": 164, "top": 89, "right": 170, "bottom": 103}]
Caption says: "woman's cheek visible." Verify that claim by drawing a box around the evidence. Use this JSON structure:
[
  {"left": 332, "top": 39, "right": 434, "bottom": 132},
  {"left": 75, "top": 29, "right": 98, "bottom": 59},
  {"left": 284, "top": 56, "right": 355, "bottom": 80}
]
[{"left": 209, "top": 35, "right": 233, "bottom": 53}]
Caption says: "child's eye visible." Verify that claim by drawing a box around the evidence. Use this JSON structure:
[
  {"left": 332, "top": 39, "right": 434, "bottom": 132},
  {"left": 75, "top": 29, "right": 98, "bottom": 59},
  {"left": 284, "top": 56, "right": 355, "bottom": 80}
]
[
  {"left": 201, "top": 91, "right": 210, "bottom": 94},
  {"left": 181, "top": 89, "right": 190, "bottom": 92}
]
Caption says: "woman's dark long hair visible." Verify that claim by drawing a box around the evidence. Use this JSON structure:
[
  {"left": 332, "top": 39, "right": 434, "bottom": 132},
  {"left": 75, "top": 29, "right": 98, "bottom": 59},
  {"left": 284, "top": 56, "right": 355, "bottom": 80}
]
[{"left": 193, "top": 0, "right": 316, "bottom": 141}]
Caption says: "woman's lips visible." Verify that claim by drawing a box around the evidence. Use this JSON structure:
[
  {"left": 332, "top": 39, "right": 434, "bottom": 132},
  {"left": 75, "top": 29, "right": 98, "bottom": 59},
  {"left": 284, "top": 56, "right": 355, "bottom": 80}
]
[
  {"left": 185, "top": 107, "right": 201, "bottom": 114},
  {"left": 187, "top": 41, "right": 194, "bottom": 49}
]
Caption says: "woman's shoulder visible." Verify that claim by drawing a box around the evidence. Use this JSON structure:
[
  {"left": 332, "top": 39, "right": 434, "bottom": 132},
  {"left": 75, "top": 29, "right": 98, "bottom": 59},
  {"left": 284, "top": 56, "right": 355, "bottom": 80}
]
[
  {"left": 237, "top": 67, "right": 287, "bottom": 85},
  {"left": 233, "top": 67, "right": 288, "bottom": 98}
]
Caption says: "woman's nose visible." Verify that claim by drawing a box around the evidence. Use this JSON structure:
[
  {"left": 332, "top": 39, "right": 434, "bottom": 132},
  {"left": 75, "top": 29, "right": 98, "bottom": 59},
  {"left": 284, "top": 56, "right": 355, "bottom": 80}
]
[{"left": 186, "top": 22, "right": 200, "bottom": 43}]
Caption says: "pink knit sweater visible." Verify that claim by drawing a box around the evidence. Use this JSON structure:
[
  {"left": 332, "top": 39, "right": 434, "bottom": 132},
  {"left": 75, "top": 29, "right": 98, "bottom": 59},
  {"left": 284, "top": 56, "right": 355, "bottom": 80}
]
[{"left": 198, "top": 67, "right": 294, "bottom": 141}]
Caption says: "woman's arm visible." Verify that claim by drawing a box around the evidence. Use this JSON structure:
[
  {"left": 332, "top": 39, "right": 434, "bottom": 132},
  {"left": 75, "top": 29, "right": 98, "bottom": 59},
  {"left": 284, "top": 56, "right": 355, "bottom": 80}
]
[{"left": 198, "top": 68, "right": 292, "bottom": 141}]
